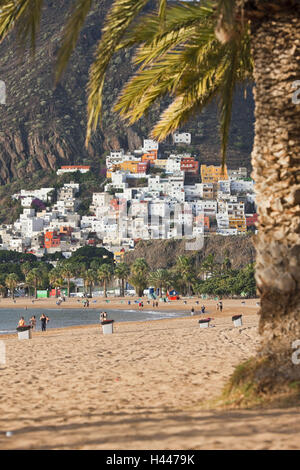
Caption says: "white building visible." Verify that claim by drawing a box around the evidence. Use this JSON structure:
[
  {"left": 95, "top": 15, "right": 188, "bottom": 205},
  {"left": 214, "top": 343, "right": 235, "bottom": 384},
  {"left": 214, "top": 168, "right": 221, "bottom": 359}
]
[
  {"left": 173, "top": 132, "right": 191, "bottom": 145},
  {"left": 166, "top": 155, "right": 182, "bottom": 174},
  {"left": 142, "top": 139, "right": 159, "bottom": 152}
]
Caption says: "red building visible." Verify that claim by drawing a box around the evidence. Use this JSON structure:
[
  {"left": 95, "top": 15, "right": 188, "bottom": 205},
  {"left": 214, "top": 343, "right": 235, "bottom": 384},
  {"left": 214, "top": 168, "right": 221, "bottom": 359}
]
[
  {"left": 246, "top": 213, "right": 258, "bottom": 228},
  {"left": 180, "top": 157, "right": 199, "bottom": 175},
  {"left": 44, "top": 231, "right": 61, "bottom": 249},
  {"left": 137, "top": 161, "right": 149, "bottom": 173}
]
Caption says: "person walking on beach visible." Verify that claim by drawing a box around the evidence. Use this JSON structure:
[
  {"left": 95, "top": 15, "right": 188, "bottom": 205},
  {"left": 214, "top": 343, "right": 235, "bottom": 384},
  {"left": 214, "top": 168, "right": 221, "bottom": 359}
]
[
  {"left": 191, "top": 307, "right": 195, "bottom": 316},
  {"left": 40, "top": 313, "right": 49, "bottom": 332},
  {"left": 201, "top": 305, "right": 206, "bottom": 314},
  {"left": 219, "top": 301, "right": 223, "bottom": 312}
]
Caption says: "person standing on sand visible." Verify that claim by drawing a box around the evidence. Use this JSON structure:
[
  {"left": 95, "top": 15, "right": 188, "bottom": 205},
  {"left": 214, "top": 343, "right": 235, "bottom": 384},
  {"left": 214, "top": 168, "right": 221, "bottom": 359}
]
[
  {"left": 191, "top": 307, "right": 195, "bottom": 316},
  {"left": 219, "top": 301, "right": 223, "bottom": 313},
  {"left": 30, "top": 315, "right": 36, "bottom": 330},
  {"left": 40, "top": 313, "right": 49, "bottom": 332}
]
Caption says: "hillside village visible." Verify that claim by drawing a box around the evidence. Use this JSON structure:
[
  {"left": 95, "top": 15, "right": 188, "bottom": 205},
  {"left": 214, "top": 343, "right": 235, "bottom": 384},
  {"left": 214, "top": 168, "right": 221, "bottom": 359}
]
[{"left": 0, "top": 135, "right": 256, "bottom": 263}]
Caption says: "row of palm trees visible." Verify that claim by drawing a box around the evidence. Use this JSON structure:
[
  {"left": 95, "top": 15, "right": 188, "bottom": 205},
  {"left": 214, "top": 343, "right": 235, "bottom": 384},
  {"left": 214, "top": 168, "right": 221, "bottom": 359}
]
[
  {"left": 1, "top": 253, "right": 229, "bottom": 299},
  {"left": 0, "top": 255, "right": 203, "bottom": 299}
]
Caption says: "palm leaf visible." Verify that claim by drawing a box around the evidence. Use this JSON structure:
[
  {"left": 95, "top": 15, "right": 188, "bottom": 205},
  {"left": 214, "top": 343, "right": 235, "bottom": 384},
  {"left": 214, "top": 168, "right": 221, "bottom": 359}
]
[
  {"left": 85, "top": 0, "right": 151, "bottom": 146},
  {"left": 56, "top": 0, "right": 93, "bottom": 82},
  {"left": 0, "top": 0, "right": 43, "bottom": 52}
]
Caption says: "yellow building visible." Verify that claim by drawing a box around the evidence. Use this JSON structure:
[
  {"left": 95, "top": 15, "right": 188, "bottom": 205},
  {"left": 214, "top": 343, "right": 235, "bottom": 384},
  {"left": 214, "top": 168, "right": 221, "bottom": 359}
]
[
  {"left": 229, "top": 216, "right": 247, "bottom": 233},
  {"left": 201, "top": 164, "right": 228, "bottom": 183},
  {"left": 114, "top": 250, "right": 125, "bottom": 263},
  {"left": 119, "top": 161, "right": 139, "bottom": 173},
  {"left": 153, "top": 159, "right": 168, "bottom": 170}
]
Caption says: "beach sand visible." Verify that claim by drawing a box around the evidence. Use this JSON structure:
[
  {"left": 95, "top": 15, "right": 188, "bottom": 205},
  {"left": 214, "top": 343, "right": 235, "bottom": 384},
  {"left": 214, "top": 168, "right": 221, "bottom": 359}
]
[
  {"left": 0, "top": 295, "right": 260, "bottom": 314},
  {"left": 0, "top": 309, "right": 299, "bottom": 450}
]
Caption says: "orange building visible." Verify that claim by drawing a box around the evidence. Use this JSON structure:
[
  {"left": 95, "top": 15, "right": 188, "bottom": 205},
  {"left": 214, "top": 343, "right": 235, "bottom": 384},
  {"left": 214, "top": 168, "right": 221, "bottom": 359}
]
[
  {"left": 201, "top": 164, "right": 228, "bottom": 183},
  {"left": 229, "top": 216, "right": 247, "bottom": 232},
  {"left": 60, "top": 226, "right": 73, "bottom": 236},
  {"left": 44, "top": 231, "right": 61, "bottom": 249},
  {"left": 141, "top": 149, "right": 158, "bottom": 164}
]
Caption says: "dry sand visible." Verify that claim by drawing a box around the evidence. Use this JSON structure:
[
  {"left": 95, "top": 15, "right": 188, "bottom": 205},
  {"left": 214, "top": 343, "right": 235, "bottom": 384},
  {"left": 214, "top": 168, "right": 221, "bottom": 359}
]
[
  {"left": 0, "top": 305, "right": 300, "bottom": 450},
  {"left": 0, "top": 295, "right": 260, "bottom": 314}
]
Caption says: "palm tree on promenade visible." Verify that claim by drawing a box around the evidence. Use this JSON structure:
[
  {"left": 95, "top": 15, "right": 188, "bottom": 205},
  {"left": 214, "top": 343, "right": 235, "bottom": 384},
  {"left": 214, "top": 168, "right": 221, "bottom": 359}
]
[
  {"left": 129, "top": 258, "right": 149, "bottom": 297},
  {"left": 175, "top": 256, "right": 195, "bottom": 296},
  {"left": 61, "top": 262, "right": 77, "bottom": 298},
  {"left": 5, "top": 273, "right": 19, "bottom": 300},
  {"left": 97, "top": 264, "right": 114, "bottom": 298},
  {"left": 26, "top": 268, "right": 43, "bottom": 299},
  {"left": 49, "top": 267, "right": 65, "bottom": 298},
  {"left": 82, "top": 268, "right": 97, "bottom": 297},
  {"left": 114, "top": 262, "right": 130, "bottom": 297},
  {"left": 148, "top": 268, "right": 170, "bottom": 298}
]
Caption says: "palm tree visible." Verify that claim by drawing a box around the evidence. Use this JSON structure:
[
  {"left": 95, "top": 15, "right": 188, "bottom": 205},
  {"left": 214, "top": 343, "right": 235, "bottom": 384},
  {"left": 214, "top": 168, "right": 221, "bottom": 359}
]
[
  {"left": 26, "top": 268, "right": 42, "bottom": 299},
  {"left": 129, "top": 258, "right": 149, "bottom": 297},
  {"left": 49, "top": 267, "right": 64, "bottom": 298},
  {"left": 0, "top": 274, "right": 7, "bottom": 297},
  {"left": 82, "top": 269, "right": 97, "bottom": 297},
  {"left": 97, "top": 264, "right": 114, "bottom": 298},
  {"left": 114, "top": 262, "right": 130, "bottom": 297},
  {"left": 61, "top": 262, "right": 77, "bottom": 298},
  {"left": 175, "top": 256, "right": 195, "bottom": 296},
  {"left": 5, "top": 273, "right": 19, "bottom": 299},
  {"left": 21, "top": 261, "right": 32, "bottom": 280},
  {"left": 148, "top": 269, "right": 170, "bottom": 298}
]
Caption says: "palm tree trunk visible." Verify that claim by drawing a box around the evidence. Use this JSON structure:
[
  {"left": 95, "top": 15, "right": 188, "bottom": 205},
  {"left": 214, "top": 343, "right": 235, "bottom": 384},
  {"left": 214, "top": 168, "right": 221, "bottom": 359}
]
[
  {"left": 68, "top": 279, "right": 70, "bottom": 298},
  {"left": 121, "top": 279, "right": 125, "bottom": 297},
  {"left": 104, "top": 280, "right": 107, "bottom": 298},
  {"left": 249, "top": 5, "right": 300, "bottom": 378}
]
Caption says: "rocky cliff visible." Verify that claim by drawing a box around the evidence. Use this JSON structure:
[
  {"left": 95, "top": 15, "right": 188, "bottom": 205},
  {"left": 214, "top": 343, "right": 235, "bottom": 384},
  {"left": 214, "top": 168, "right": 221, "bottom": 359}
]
[{"left": 124, "top": 235, "right": 256, "bottom": 271}]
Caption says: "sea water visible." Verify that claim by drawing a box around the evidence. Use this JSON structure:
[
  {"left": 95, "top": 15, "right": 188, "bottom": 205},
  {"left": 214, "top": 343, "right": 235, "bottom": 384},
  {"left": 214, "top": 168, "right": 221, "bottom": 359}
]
[{"left": 0, "top": 307, "right": 188, "bottom": 335}]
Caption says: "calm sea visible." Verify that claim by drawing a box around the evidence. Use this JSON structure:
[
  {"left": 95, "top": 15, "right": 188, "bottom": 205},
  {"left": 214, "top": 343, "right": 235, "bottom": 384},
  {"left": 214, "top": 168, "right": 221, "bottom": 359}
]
[{"left": 0, "top": 307, "right": 189, "bottom": 335}]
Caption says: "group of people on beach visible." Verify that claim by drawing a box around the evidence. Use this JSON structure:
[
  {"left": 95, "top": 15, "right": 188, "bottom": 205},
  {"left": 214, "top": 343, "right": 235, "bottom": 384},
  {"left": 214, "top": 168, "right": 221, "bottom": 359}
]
[
  {"left": 18, "top": 313, "right": 49, "bottom": 331},
  {"left": 191, "top": 305, "right": 206, "bottom": 316}
]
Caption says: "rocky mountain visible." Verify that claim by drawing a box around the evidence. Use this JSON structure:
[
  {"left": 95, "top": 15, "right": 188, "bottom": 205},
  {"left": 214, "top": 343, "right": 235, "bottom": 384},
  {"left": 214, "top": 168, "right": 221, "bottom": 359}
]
[{"left": 0, "top": 0, "right": 254, "bottom": 190}]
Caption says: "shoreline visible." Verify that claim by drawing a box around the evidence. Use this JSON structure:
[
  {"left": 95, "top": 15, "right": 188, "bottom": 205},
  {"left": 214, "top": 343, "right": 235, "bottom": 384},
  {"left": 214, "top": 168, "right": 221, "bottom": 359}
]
[
  {"left": 0, "top": 309, "right": 253, "bottom": 340},
  {"left": 0, "top": 297, "right": 259, "bottom": 339}
]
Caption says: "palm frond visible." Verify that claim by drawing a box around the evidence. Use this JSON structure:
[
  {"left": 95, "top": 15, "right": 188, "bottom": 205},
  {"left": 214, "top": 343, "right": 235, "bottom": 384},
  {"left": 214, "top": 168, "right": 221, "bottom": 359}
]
[
  {"left": 56, "top": 0, "right": 93, "bottom": 82},
  {"left": 85, "top": 0, "right": 151, "bottom": 146},
  {"left": 0, "top": 0, "right": 43, "bottom": 52}
]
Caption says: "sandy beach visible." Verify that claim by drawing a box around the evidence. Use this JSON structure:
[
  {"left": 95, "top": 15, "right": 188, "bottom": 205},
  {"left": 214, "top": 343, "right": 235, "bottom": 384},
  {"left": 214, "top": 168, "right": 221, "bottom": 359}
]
[
  {"left": 0, "top": 306, "right": 300, "bottom": 450},
  {"left": 0, "top": 295, "right": 260, "bottom": 314}
]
